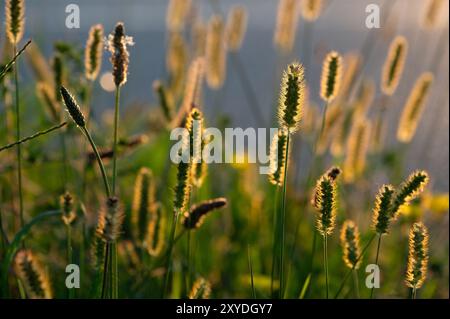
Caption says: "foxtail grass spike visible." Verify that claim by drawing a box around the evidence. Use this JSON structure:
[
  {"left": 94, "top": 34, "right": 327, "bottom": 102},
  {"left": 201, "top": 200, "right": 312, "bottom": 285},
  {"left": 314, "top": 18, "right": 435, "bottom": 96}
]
[
  {"left": 406, "top": 222, "right": 429, "bottom": 290},
  {"left": 5, "top": 0, "right": 25, "bottom": 45},
  {"left": 397, "top": 72, "right": 434, "bottom": 143},
  {"left": 313, "top": 172, "right": 338, "bottom": 236},
  {"left": 391, "top": 170, "right": 429, "bottom": 219},
  {"left": 166, "top": 0, "right": 192, "bottom": 32},
  {"left": 226, "top": 5, "right": 248, "bottom": 52},
  {"left": 153, "top": 80, "right": 173, "bottom": 121},
  {"left": 422, "top": 0, "right": 444, "bottom": 29},
  {"left": 185, "top": 107, "right": 204, "bottom": 163},
  {"left": 372, "top": 184, "right": 395, "bottom": 235},
  {"left": 340, "top": 220, "right": 362, "bottom": 269},
  {"left": 173, "top": 153, "right": 191, "bottom": 215},
  {"left": 269, "top": 129, "right": 289, "bottom": 186},
  {"left": 183, "top": 198, "right": 227, "bottom": 229},
  {"left": 381, "top": 36, "right": 408, "bottom": 96},
  {"left": 206, "top": 15, "right": 226, "bottom": 89},
  {"left": 274, "top": 0, "right": 299, "bottom": 53},
  {"left": 301, "top": 0, "right": 323, "bottom": 21},
  {"left": 97, "top": 197, "right": 124, "bottom": 243},
  {"left": 320, "top": 51, "right": 342, "bottom": 102},
  {"left": 108, "top": 22, "right": 133, "bottom": 87},
  {"left": 146, "top": 203, "right": 166, "bottom": 256},
  {"left": 343, "top": 118, "right": 371, "bottom": 183},
  {"left": 85, "top": 24, "right": 104, "bottom": 81},
  {"left": 188, "top": 277, "right": 211, "bottom": 299},
  {"left": 278, "top": 62, "right": 305, "bottom": 132},
  {"left": 14, "top": 250, "right": 52, "bottom": 299},
  {"left": 60, "top": 192, "right": 76, "bottom": 226},
  {"left": 132, "top": 167, "right": 155, "bottom": 242},
  {"left": 60, "top": 86, "right": 85, "bottom": 127}
]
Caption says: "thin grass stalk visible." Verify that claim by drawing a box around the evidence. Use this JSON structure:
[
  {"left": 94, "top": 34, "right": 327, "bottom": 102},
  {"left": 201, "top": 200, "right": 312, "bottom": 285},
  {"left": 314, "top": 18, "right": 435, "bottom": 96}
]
[
  {"left": 112, "top": 86, "right": 121, "bottom": 195},
  {"left": 334, "top": 233, "right": 376, "bottom": 298},
  {"left": 270, "top": 188, "right": 279, "bottom": 297},
  {"left": 411, "top": 287, "right": 417, "bottom": 299},
  {"left": 352, "top": 269, "right": 360, "bottom": 298},
  {"left": 323, "top": 232, "right": 329, "bottom": 298},
  {"left": 13, "top": 44, "right": 24, "bottom": 228},
  {"left": 80, "top": 127, "right": 111, "bottom": 198},
  {"left": 162, "top": 210, "right": 180, "bottom": 298},
  {"left": 101, "top": 242, "right": 110, "bottom": 298},
  {"left": 279, "top": 131, "right": 290, "bottom": 298},
  {"left": 248, "top": 245, "right": 256, "bottom": 299},
  {"left": 370, "top": 233, "right": 382, "bottom": 298}
]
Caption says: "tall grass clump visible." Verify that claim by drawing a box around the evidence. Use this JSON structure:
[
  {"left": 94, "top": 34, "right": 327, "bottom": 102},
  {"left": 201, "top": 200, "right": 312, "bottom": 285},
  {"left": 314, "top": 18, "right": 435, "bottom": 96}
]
[
  {"left": 397, "top": 72, "right": 434, "bottom": 143},
  {"left": 406, "top": 222, "right": 429, "bottom": 299},
  {"left": 276, "top": 62, "right": 305, "bottom": 298},
  {"left": 313, "top": 168, "right": 339, "bottom": 298},
  {"left": 274, "top": 0, "right": 299, "bottom": 53},
  {"left": 5, "top": 0, "right": 26, "bottom": 227}
]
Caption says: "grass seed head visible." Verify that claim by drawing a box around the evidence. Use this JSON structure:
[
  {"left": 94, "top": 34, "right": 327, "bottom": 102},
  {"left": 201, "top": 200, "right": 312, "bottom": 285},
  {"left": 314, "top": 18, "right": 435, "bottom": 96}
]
[
  {"left": 397, "top": 72, "right": 434, "bottom": 143},
  {"left": 183, "top": 197, "right": 227, "bottom": 229},
  {"left": 5, "top": 0, "right": 25, "bottom": 45},
  {"left": 206, "top": 15, "right": 227, "bottom": 89},
  {"left": 313, "top": 172, "right": 338, "bottom": 236},
  {"left": 372, "top": 184, "right": 395, "bottom": 235},
  {"left": 269, "top": 129, "right": 289, "bottom": 186},
  {"left": 97, "top": 197, "right": 124, "bottom": 243},
  {"left": 146, "top": 203, "right": 166, "bottom": 257},
  {"left": 188, "top": 277, "right": 211, "bottom": 299},
  {"left": 340, "top": 220, "right": 362, "bottom": 269},
  {"left": 302, "top": 0, "right": 323, "bottom": 21},
  {"left": 132, "top": 167, "right": 155, "bottom": 242},
  {"left": 85, "top": 24, "right": 104, "bottom": 81},
  {"left": 60, "top": 86, "right": 86, "bottom": 127},
  {"left": 14, "top": 250, "right": 52, "bottom": 299},
  {"left": 343, "top": 118, "right": 371, "bottom": 183},
  {"left": 422, "top": 0, "right": 444, "bottom": 29},
  {"left": 320, "top": 51, "right": 342, "bottom": 102},
  {"left": 225, "top": 5, "right": 248, "bottom": 52},
  {"left": 153, "top": 80, "right": 173, "bottom": 121},
  {"left": 108, "top": 22, "right": 132, "bottom": 87},
  {"left": 406, "top": 222, "right": 429, "bottom": 289},
  {"left": 166, "top": 0, "right": 192, "bottom": 32},
  {"left": 278, "top": 62, "right": 305, "bottom": 132},
  {"left": 391, "top": 170, "right": 429, "bottom": 219},
  {"left": 60, "top": 192, "right": 76, "bottom": 226},
  {"left": 381, "top": 36, "right": 408, "bottom": 96},
  {"left": 274, "top": 0, "right": 299, "bottom": 52}
]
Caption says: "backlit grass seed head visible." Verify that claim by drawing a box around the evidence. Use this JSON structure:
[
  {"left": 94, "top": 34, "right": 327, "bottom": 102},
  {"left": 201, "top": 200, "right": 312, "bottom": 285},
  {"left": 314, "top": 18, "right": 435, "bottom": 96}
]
[
  {"left": 14, "top": 250, "right": 52, "bottom": 299},
  {"left": 167, "top": 32, "right": 187, "bottom": 79},
  {"left": 313, "top": 173, "right": 338, "bottom": 236},
  {"left": 188, "top": 277, "right": 211, "bottom": 299},
  {"left": 225, "top": 5, "right": 248, "bottom": 52},
  {"left": 372, "top": 184, "right": 395, "bottom": 234},
  {"left": 132, "top": 167, "right": 155, "bottom": 242},
  {"left": 186, "top": 107, "right": 204, "bottom": 161},
  {"left": 422, "top": 0, "right": 444, "bottom": 29},
  {"left": 406, "top": 222, "right": 429, "bottom": 289},
  {"left": 153, "top": 80, "right": 173, "bottom": 121},
  {"left": 60, "top": 86, "right": 85, "bottom": 127},
  {"left": 36, "top": 82, "right": 60, "bottom": 121},
  {"left": 302, "top": 0, "right": 323, "bottom": 21},
  {"left": 183, "top": 197, "right": 227, "bottom": 230},
  {"left": 344, "top": 119, "right": 371, "bottom": 183},
  {"left": 174, "top": 152, "right": 191, "bottom": 215},
  {"left": 311, "top": 166, "right": 341, "bottom": 207},
  {"left": 206, "top": 15, "right": 227, "bottom": 89},
  {"left": 269, "top": 129, "right": 289, "bottom": 186},
  {"left": 52, "top": 54, "right": 65, "bottom": 102},
  {"left": 85, "top": 24, "right": 104, "bottom": 81},
  {"left": 60, "top": 192, "right": 76, "bottom": 226},
  {"left": 146, "top": 203, "right": 166, "bottom": 257},
  {"left": 180, "top": 58, "right": 204, "bottom": 119},
  {"left": 192, "top": 20, "right": 206, "bottom": 57},
  {"left": 391, "top": 170, "right": 429, "bottom": 219},
  {"left": 108, "top": 22, "right": 133, "bottom": 87},
  {"left": 166, "top": 0, "right": 192, "bottom": 32},
  {"left": 340, "top": 220, "right": 362, "bottom": 269},
  {"left": 320, "top": 51, "right": 342, "bottom": 102},
  {"left": 354, "top": 79, "right": 375, "bottom": 118},
  {"left": 278, "top": 63, "right": 305, "bottom": 132},
  {"left": 397, "top": 72, "right": 434, "bottom": 143},
  {"left": 381, "top": 36, "right": 408, "bottom": 96},
  {"left": 274, "top": 0, "right": 299, "bottom": 53},
  {"left": 97, "top": 197, "right": 124, "bottom": 243},
  {"left": 5, "top": 0, "right": 25, "bottom": 44}
]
